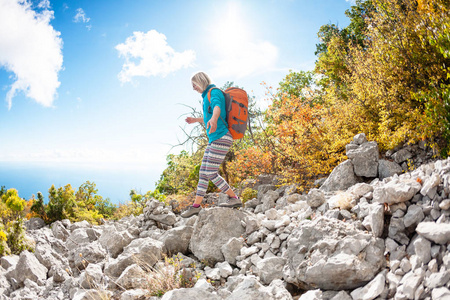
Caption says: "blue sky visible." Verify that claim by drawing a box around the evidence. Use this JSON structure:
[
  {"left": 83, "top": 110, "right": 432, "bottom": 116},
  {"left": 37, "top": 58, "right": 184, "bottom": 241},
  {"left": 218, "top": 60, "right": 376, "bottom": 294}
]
[{"left": 0, "top": 0, "right": 353, "bottom": 194}]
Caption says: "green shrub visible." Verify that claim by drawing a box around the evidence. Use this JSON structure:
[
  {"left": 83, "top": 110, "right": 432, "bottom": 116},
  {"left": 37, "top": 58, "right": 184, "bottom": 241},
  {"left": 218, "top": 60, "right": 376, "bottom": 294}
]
[
  {"left": 0, "top": 188, "right": 33, "bottom": 256},
  {"left": 6, "top": 218, "right": 34, "bottom": 255},
  {"left": 0, "top": 225, "right": 10, "bottom": 256},
  {"left": 240, "top": 188, "right": 258, "bottom": 203}
]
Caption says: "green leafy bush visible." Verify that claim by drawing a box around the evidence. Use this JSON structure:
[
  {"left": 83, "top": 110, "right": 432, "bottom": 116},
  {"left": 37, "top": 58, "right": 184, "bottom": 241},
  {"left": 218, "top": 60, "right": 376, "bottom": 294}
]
[
  {"left": 0, "top": 223, "right": 10, "bottom": 256},
  {"left": 156, "top": 150, "right": 203, "bottom": 195},
  {"left": 240, "top": 188, "right": 258, "bottom": 203},
  {"left": 6, "top": 218, "right": 34, "bottom": 255},
  {"left": 0, "top": 188, "right": 33, "bottom": 256}
]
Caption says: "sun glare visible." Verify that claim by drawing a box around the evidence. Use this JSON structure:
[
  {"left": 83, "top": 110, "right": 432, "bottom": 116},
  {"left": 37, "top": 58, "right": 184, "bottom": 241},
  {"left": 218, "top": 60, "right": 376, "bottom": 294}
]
[
  {"left": 208, "top": 1, "right": 278, "bottom": 78},
  {"left": 212, "top": 1, "right": 249, "bottom": 49}
]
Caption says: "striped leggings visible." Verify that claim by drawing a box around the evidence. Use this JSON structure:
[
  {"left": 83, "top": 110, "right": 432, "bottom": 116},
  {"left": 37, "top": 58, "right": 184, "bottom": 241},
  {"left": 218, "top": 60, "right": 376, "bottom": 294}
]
[{"left": 196, "top": 132, "right": 233, "bottom": 198}]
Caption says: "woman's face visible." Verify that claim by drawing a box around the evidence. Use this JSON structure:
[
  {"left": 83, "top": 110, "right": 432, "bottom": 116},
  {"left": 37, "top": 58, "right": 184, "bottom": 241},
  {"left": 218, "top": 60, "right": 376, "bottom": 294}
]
[{"left": 192, "top": 81, "right": 203, "bottom": 94}]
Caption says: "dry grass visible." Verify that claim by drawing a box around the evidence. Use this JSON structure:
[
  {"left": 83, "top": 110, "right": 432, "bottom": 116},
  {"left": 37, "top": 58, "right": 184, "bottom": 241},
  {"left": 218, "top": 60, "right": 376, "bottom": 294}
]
[
  {"left": 136, "top": 254, "right": 200, "bottom": 297},
  {"left": 68, "top": 228, "right": 200, "bottom": 299},
  {"left": 65, "top": 253, "right": 115, "bottom": 300}
]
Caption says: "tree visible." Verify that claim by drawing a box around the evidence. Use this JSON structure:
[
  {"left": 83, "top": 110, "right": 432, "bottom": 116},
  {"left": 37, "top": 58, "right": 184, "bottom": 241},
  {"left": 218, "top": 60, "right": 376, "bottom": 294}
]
[
  {"left": 0, "top": 189, "right": 32, "bottom": 255},
  {"left": 30, "top": 192, "right": 47, "bottom": 220},
  {"left": 72, "top": 181, "right": 113, "bottom": 224},
  {"left": 315, "top": 0, "right": 374, "bottom": 56},
  {"left": 75, "top": 181, "right": 99, "bottom": 211},
  {"left": 156, "top": 150, "right": 204, "bottom": 195},
  {"left": 1, "top": 188, "right": 25, "bottom": 222},
  {"left": 46, "top": 184, "right": 76, "bottom": 223},
  {"left": 227, "top": 70, "right": 342, "bottom": 188},
  {"left": 28, "top": 182, "right": 115, "bottom": 225},
  {"left": 315, "top": 0, "right": 375, "bottom": 102},
  {"left": 268, "top": 71, "right": 340, "bottom": 186},
  {"left": 0, "top": 186, "right": 6, "bottom": 197},
  {"left": 315, "top": 0, "right": 450, "bottom": 155},
  {"left": 94, "top": 197, "right": 116, "bottom": 219}
]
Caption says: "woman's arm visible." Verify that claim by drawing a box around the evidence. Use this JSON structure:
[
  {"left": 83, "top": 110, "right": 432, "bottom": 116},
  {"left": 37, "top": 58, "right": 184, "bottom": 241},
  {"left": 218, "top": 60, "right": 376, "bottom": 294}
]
[
  {"left": 206, "top": 106, "right": 221, "bottom": 134},
  {"left": 185, "top": 117, "right": 204, "bottom": 124}
]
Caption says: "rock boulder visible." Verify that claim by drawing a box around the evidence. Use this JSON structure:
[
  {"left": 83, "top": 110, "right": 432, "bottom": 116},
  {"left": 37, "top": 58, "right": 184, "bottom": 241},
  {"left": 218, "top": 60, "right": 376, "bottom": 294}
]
[
  {"left": 284, "top": 217, "right": 385, "bottom": 290},
  {"left": 189, "top": 208, "right": 247, "bottom": 265}
]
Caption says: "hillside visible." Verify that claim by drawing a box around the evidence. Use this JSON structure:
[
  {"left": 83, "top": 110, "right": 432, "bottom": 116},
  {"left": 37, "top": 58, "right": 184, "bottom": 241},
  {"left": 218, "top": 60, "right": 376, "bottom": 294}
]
[{"left": 1, "top": 133, "right": 449, "bottom": 299}]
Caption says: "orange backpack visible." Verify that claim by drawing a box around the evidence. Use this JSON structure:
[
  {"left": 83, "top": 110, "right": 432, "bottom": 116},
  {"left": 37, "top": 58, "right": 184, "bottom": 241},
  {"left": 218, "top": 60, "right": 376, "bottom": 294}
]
[{"left": 207, "top": 87, "right": 249, "bottom": 140}]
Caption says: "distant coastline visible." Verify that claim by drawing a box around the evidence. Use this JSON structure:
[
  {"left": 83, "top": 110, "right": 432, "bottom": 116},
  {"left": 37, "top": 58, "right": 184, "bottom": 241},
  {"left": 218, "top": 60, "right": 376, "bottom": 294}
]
[{"left": 0, "top": 161, "right": 160, "bottom": 204}]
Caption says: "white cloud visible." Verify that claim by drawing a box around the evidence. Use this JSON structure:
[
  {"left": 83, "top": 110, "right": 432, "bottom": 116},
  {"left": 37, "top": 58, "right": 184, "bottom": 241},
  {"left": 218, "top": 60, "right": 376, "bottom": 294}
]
[
  {"left": 73, "top": 8, "right": 89, "bottom": 23},
  {"left": 0, "top": 0, "right": 63, "bottom": 109},
  {"left": 115, "top": 30, "right": 196, "bottom": 83},
  {"left": 209, "top": 2, "right": 278, "bottom": 79},
  {"left": 37, "top": 0, "right": 50, "bottom": 9},
  {"left": 73, "top": 7, "right": 91, "bottom": 30}
]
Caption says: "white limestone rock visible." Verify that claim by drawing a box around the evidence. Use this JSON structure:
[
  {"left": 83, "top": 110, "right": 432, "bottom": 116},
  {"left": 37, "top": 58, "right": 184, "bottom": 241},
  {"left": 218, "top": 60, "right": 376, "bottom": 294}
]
[
  {"left": 284, "top": 217, "right": 385, "bottom": 290},
  {"left": 256, "top": 257, "right": 286, "bottom": 285},
  {"left": 116, "top": 264, "right": 148, "bottom": 290},
  {"left": 161, "top": 288, "right": 221, "bottom": 300},
  {"left": 79, "top": 263, "right": 103, "bottom": 289},
  {"left": 373, "top": 179, "right": 421, "bottom": 205},
  {"left": 320, "top": 160, "right": 361, "bottom": 192},
  {"left": 416, "top": 222, "right": 450, "bottom": 244},
  {"left": 350, "top": 272, "right": 385, "bottom": 300},
  {"left": 346, "top": 141, "right": 379, "bottom": 178},
  {"left": 6, "top": 251, "right": 47, "bottom": 287},
  {"left": 189, "top": 208, "right": 247, "bottom": 265}
]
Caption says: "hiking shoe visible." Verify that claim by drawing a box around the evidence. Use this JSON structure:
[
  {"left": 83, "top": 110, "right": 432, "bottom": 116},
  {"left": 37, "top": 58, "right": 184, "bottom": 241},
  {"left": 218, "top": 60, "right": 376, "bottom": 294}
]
[
  {"left": 181, "top": 205, "right": 202, "bottom": 218},
  {"left": 219, "top": 197, "right": 243, "bottom": 208}
]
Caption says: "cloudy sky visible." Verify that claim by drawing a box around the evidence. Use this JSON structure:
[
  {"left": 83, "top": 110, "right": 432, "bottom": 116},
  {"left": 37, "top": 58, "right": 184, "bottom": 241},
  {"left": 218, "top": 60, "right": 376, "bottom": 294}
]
[{"left": 0, "top": 0, "right": 352, "bottom": 172}]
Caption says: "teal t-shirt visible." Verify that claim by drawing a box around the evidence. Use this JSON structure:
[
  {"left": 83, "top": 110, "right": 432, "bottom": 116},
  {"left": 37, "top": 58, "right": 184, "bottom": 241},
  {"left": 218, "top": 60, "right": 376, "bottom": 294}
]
[{"left": 202, "top": 84, "right": 229, "bottom": 143}]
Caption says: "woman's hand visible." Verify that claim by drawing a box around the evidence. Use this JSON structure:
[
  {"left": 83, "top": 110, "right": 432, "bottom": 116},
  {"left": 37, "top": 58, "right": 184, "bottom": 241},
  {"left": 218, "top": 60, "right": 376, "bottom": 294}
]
[
  {"left": 207, "top": 118, "right": 217, "bottom": 133},
  {"left": 186, "top": 117, "right": 200, "bottom": 124}
]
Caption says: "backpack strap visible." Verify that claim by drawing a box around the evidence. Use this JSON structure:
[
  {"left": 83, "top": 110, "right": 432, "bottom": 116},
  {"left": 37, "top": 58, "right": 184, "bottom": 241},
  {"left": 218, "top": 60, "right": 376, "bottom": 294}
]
[
  {"left": 207, "top": 88, "right": 227, "bottom": 127},
  {"left": 207, "top": 87, "right": 221, "bottom": 103}
]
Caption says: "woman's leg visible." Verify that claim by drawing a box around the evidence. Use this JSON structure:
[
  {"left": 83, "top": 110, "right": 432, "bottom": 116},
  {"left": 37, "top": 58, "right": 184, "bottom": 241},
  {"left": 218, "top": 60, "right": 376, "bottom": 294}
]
[
  {"left": 195, "top": 132, "right": 234, "bottom": 204},
  {"left": 193, "top": 145, "right": 211, "bottom": 205},
  {"left": 181, "top": 147, "right": 212, "bottom": 217}
]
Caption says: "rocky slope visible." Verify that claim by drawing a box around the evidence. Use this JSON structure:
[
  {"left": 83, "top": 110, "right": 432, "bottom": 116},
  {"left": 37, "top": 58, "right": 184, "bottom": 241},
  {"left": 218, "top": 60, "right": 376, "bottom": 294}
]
[{"left": 1, "top": 133, "right": 450, "bottom": 300}]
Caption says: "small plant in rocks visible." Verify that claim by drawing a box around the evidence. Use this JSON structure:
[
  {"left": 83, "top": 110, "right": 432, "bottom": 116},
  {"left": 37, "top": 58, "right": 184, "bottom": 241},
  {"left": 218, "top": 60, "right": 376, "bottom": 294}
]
[
  {"left": 145, "top": 254, "right": 200, "bottom": 297},
  {"left": 240, "top": 187, "right": 258, "bottom": 203}
]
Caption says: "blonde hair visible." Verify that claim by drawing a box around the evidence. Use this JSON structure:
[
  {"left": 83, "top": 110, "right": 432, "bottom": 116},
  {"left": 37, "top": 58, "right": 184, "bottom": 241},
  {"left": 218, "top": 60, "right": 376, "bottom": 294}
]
[{"left": 191, "top": 72, "right": 212, "bottom": 92}]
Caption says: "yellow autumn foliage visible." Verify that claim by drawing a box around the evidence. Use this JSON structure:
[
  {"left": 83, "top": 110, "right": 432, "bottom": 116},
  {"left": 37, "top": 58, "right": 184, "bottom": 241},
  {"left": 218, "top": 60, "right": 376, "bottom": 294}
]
[{"left": 227, "top": 0, "right": 450, "bottom": 190}]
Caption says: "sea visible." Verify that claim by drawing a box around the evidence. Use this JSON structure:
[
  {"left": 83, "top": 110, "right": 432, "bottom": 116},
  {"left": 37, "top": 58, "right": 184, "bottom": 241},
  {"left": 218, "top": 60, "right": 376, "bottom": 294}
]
[{"left": 0, "top": 161, "right": 162, "bottom": 204}]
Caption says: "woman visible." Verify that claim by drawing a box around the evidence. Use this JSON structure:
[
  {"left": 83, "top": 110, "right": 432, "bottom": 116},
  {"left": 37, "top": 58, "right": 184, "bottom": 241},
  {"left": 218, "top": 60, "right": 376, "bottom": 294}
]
[{"left": 181, "top": 72, "right": 242, "bottom": 218}]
